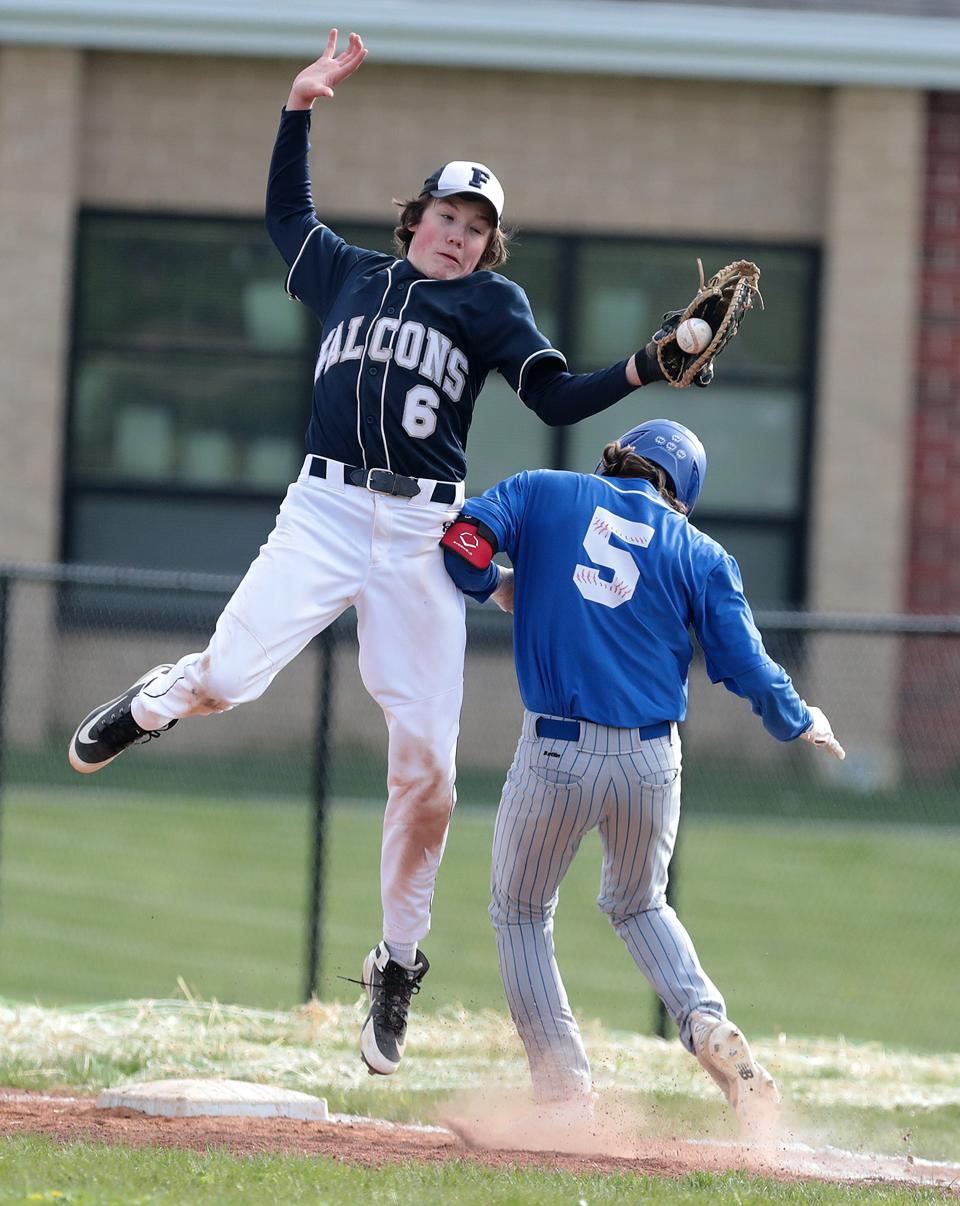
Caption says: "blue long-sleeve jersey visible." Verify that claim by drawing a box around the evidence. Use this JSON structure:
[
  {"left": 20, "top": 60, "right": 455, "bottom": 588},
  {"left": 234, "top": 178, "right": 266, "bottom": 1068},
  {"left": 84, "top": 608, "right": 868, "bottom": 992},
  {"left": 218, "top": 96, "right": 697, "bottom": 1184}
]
[{"left": 446, "top": 470, "right": 811, "bottom": 739}]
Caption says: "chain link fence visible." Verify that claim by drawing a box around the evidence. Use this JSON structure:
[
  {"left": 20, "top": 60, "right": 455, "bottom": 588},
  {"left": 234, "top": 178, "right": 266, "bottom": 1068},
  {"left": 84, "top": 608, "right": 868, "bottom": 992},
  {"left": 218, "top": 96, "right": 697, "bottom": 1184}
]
[{"left": 0, "top": 563, "right": 957, "bottom": 1045}]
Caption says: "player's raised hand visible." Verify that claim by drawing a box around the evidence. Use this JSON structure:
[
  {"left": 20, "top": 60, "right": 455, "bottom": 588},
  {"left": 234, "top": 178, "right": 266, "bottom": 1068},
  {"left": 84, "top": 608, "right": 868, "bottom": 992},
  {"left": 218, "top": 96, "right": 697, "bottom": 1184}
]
[
  {"left": 799, "top": 704, "right": 845, "bottom": 760},
  {"left": 287, "top": 30, "right": 367, "bottom": 110}
]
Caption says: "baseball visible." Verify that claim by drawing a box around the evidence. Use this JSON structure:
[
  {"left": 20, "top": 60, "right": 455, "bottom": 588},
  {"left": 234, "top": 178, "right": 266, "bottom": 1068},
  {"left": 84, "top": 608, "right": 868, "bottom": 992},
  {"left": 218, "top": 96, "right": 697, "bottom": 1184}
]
[{"left": 676, "top": 317, "right": 713, "bottom": 354}]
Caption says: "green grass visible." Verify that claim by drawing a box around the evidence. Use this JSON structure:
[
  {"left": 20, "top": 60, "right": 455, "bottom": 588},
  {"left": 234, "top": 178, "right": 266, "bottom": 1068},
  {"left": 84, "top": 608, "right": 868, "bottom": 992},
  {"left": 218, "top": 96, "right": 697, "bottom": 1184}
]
[
  {"left": 0, "top": 995, "right": 957, "bottom": 1196},
  {"left": 670, "top": 820, "right": 960, "bottom": 1051},
  {"left": 0, "top": 791, "right": 311, "bottom": 1007},
  {"left": 0, "top": 1135, "right": 951, "bottom": 1206},
  {"left": 0, "top": 792, "right": 955, "bottom": 1054},
  {"left": 2, "top": 743, "right": 507, "bottom": 808},
  {"left": 1, "top": 783, "right": 956, "bottom": 1204},
  {"left": 7, "top": 740, "right": 960, "bottom": 823},
  {"left": 1, "top": 996, "right": 958, "bottom": 1162}
]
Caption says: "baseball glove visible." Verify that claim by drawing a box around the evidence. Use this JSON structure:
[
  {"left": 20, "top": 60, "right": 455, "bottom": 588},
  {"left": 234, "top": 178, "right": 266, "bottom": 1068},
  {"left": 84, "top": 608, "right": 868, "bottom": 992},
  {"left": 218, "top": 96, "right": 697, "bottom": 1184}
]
[{"left": 655, "top": 259, "right": 762, "bottom": 388}]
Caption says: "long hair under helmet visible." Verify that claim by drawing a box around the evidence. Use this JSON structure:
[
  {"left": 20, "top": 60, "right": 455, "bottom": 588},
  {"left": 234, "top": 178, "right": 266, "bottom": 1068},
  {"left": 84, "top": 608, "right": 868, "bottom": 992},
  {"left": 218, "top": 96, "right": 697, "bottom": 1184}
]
[{"left": 599, "top": 419, "right": 707, "bottom": 514}]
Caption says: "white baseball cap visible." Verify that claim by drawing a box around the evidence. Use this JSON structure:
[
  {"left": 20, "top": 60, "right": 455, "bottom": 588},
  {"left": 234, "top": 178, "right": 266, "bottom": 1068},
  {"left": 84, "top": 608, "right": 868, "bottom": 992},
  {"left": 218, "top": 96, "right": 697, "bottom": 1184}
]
[{"left": 422, "top": 161, "right": 505, "bottom": 224}]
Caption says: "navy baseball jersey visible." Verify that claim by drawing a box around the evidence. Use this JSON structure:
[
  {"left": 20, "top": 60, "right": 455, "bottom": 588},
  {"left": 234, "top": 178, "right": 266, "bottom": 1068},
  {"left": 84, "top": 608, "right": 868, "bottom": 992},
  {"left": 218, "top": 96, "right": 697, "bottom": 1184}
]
[
  {"left": 454, "top": 470, "right": 811, "bottom": 736},
  {"left": 267, "top": 109, "right": 581, "bottom": 481}
]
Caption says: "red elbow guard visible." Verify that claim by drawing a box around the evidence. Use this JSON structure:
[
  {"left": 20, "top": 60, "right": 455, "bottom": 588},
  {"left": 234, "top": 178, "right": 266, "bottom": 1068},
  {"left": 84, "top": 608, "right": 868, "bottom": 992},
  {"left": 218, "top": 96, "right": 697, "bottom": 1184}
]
[{"left": 441, "top": 519, "right": 495, "bottom": 569}]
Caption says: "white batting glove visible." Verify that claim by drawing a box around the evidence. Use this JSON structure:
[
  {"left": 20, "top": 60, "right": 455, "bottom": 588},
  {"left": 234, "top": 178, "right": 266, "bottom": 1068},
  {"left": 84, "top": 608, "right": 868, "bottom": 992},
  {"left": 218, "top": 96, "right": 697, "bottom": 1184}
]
[{"left": 799, "top": 704, "right": 845, "bottom": 761}]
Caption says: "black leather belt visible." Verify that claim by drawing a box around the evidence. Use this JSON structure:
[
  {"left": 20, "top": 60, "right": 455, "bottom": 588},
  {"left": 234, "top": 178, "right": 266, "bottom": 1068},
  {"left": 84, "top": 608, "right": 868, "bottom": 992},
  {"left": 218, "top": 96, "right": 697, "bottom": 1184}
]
[
  {"left": 535, "top": 717, "right": 672, "bottom": 742},
  {"left": 309, "top": 457, "right": 458, "bottom": 505}
]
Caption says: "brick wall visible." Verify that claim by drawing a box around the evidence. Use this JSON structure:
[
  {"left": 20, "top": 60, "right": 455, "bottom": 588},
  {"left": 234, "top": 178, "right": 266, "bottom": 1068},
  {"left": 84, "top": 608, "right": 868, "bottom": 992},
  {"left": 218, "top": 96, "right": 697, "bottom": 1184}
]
[
  {"left": 911, "top": 93, "right": 960, "bottom": 614},
  {"left": 902, "top": 92, "right": 960, "bottom": 773},
  {"left": 80, "top": 53, "right": 828, "bottom": 239}
]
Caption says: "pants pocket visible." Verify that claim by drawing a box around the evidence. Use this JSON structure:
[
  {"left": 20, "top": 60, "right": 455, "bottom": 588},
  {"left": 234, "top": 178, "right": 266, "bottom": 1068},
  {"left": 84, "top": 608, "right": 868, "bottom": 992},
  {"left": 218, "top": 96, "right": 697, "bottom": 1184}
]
[
  {"left": 526, "top": 739, "right": 583, "bottom": 787},
  {"left": 640, "top": 766, "right": 681, "bottom": 789}
]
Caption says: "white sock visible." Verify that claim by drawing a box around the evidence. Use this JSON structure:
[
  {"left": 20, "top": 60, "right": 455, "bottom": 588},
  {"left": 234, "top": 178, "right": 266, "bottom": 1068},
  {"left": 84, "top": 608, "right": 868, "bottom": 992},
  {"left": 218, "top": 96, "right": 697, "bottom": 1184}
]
[{"left": 385, "top": 940, "right": 418, "bottom": 969}]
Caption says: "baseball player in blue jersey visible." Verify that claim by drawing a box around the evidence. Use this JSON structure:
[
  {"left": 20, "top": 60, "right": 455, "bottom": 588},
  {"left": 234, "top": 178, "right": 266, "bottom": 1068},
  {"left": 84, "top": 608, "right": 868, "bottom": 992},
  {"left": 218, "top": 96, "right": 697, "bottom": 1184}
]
[
  {"left": 441, "top": 418, "right": 844, "bottom": 1136},
  {"left": 66, "top": 31, "right": 682, "bottom": 1077}
]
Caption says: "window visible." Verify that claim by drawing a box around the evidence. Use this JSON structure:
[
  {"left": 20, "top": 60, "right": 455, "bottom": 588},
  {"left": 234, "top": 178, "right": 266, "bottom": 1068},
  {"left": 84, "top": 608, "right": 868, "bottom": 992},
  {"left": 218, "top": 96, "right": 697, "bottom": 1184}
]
[
  {"left": 66, "top": 214, "right": 317, "bottom": 582},
  {"left": 562, "top": 241, "right": 816, "bottom": 606},
  {"left": 65, "top": 214, "right": 816, "bottom": 610}
]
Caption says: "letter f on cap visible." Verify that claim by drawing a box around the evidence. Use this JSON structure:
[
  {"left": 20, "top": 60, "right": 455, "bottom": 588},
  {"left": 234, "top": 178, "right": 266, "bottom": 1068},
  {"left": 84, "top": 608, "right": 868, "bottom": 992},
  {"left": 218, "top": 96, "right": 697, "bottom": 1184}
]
[{"left": 421, "top": 161, "right": 505, "bottom": 224}]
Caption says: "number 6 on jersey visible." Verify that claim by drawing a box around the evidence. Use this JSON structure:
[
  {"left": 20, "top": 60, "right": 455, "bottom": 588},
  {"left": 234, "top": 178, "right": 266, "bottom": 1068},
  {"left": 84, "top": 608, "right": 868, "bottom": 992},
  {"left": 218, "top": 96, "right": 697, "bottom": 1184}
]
[
  {"left": 402, "top": 385, "right": 441, "bottom": 438},
  {"left": 573, "top": 506, "right": 654, "bottom": 608}
]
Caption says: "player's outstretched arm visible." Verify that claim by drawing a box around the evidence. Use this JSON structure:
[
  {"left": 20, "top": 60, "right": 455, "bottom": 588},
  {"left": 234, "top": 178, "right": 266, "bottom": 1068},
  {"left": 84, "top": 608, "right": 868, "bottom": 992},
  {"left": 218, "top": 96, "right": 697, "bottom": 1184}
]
[
  {"left": 693, "top": 555, "right": 845, "bottom": 750},
  {"left": 287, "top": 29, "right": 367, "bottom": 111}
]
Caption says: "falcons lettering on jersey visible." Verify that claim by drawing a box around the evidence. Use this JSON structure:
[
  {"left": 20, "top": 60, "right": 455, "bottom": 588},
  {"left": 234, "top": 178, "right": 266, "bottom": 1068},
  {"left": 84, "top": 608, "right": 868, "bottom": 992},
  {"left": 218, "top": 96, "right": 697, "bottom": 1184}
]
[{"left": 316, "top": 314, "right": 468, "bottom": 403}]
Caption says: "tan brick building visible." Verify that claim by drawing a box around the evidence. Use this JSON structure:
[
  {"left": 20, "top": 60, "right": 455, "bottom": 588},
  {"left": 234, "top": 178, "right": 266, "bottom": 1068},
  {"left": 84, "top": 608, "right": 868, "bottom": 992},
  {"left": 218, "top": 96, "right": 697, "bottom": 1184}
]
[{"left": 1, "top": 0, "right": 958, "bottom": 775}]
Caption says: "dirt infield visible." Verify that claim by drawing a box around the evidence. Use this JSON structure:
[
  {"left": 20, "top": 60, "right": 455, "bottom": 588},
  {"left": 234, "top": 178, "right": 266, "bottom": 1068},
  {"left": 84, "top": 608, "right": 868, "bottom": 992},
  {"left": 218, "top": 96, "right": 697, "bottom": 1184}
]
[{"left": 0, "top": 1088, "right": 958, "bottom": 1193}]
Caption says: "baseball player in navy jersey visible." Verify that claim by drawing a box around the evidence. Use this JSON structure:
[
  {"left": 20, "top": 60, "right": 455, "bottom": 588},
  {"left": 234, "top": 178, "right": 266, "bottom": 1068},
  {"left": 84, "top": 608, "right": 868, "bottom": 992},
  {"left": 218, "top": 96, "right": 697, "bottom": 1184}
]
[
  {"left": 441, "top": 419, "right": 844, "bottom": 1135},
  {"left": 66, "top": 31, "right": 680, "bottom": 1077}
]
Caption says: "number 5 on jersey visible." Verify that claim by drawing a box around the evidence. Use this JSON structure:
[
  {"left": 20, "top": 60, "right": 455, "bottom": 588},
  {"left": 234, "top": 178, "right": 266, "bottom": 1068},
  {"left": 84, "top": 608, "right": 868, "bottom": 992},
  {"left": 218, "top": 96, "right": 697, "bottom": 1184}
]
[{"left": 574, "top": 506, "right": 655, "bottom": 608}]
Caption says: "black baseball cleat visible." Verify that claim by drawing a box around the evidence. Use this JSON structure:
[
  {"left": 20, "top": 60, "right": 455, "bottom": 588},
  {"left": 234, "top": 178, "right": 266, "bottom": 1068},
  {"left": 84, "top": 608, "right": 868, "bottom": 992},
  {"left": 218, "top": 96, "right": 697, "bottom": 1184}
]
[
  {"left": 359, "top": 942, "right": 429, "bottom": 1076},
  {"left": 68, "top": 664, "right": 178, "bottom": 774}
]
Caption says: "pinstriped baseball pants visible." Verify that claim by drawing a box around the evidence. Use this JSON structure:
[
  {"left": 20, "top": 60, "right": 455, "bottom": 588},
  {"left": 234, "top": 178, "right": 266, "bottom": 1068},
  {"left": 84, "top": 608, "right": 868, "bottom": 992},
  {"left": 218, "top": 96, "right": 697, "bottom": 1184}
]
[{"left": 490, "top": 710, "right": 726, "bottom": 1103}]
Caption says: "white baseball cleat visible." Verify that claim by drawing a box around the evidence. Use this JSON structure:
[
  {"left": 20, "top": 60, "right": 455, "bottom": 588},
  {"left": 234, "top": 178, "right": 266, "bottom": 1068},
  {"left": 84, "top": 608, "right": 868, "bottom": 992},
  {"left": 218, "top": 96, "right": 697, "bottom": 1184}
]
[
  {"left": 690, "top": 1011, "right": 780, "bottom": 1137},
  {"left": 68, "top": 665, "right": 177, "bottom": 774}
]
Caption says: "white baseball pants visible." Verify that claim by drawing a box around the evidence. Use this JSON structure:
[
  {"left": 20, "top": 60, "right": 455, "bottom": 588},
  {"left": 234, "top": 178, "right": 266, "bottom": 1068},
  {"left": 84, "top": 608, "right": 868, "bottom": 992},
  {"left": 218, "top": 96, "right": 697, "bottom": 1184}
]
[
  {"left": 133, "top": 456, "right": 466, "bottom": 946},
  {"left": 490, "top": 711, "right": 726, "bottom": 1103}
]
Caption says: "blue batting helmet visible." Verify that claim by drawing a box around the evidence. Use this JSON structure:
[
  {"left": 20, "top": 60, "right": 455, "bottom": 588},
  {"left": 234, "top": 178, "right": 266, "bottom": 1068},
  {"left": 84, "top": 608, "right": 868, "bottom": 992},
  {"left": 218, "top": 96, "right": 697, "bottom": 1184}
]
[{"left": 602, "top": 419, "right": 707, "bottom": 513}]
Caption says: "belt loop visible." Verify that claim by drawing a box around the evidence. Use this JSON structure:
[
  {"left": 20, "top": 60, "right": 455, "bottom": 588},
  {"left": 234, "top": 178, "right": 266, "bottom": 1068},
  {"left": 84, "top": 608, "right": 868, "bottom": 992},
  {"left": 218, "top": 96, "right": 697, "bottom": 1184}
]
[
  {"left": 637, "top": 721, "right": 672, "bottom": 742},
  {"left": 409, "top": 479, "right": 464, "bottom": 508},
  {"left": 535, "top": 717, "right": 581, "bottom": 742},
  {"left": 306, "top": 455, "right": 346, "bottom": 491},
  {"left": 418, "top": 481, "right": 463, "bottom": 508}
]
